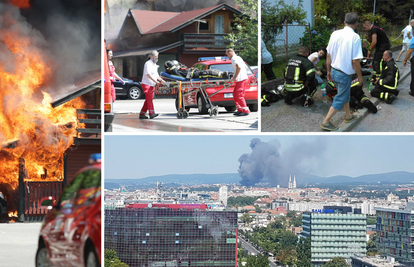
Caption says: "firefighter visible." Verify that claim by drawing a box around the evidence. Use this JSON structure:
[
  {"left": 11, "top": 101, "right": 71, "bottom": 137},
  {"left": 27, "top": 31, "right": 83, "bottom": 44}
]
[
  {"left": 164, "top": 60, "right": 228, "bottom": 80},
  {"left": 370, "top": 50, "right": 399, "bottom": 104},
  {"left": 326, "top": 75, "right": 377, "bottom": 113},
  {"left": 284, "top": 46, "right": 318, "bottom": 106}
]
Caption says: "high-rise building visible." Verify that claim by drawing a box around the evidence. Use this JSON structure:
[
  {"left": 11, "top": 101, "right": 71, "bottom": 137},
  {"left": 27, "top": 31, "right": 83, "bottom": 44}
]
[
  {"left": 219, "top": 185, "right": 228, "bottom": 206},
  {"left": 301, "top": 206, "right": 367, "bottom": 266},
  {"left": 105, "top": 203, "right": 238, "bottom": 267},
  {"left": 375, "top": 207, "right": 414, "bottom": 263}
]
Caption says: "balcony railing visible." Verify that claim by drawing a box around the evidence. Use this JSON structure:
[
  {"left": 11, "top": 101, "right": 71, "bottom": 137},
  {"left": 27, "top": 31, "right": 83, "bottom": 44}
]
[{"left": 182, "top": 34, "right": 231, "bottom": 52}]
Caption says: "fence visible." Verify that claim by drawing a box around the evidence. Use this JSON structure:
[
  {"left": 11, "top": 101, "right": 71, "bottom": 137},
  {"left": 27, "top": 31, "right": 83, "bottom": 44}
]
[
  {"left": 263, "top": 23, "right": 311, "bottom": 67},
  {"left": 24, "top": 181, "right": 64, "bottom": 221}
]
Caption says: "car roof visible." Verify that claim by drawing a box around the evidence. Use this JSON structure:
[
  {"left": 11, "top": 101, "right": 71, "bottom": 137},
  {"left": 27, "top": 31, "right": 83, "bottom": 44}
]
[{"left": 197, "top": 59, "right": 232, "bottom": 65}]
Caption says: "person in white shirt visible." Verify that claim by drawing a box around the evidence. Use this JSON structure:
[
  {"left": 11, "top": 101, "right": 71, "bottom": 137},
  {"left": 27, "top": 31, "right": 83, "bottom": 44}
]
[
  {"left": 397, "top": 20, "right": 414, "bottom": 61},
  {"left": 320, "top": 12, "right": 363, "bottom": 131},
  {"left": 225, "top": 48, "right": 249, "bottom": 116},
  {"left": 139, "top": 50, "right": 165, "bottom": 119},
  {"left": 308, "top": 47, "right": 326, "bottom": 84}
]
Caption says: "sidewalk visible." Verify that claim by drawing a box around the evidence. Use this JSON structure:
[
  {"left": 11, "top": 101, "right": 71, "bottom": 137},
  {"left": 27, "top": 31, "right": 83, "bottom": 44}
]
[{"left": 261, "top": 49, "right": 411, "bottom": 132}]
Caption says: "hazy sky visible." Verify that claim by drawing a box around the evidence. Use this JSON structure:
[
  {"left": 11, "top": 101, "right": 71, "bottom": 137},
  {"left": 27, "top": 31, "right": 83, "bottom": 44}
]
[{"left": 104, "top": 135, "right": 414, "bottom": 179}]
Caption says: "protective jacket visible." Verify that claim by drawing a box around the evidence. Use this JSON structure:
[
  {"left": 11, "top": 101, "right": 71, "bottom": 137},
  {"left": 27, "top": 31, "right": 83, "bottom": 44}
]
[
  {"left": 377, "top": 59, "right": 399, "bottom": 90},
  {"left": 284, "top": 54, "right": 316, "bottom": 91}
]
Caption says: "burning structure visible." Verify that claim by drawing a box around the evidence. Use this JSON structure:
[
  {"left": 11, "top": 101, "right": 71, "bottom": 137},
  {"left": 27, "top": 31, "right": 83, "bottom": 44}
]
[{"left": 0, "top": 0, "right": 101, "bottom": 221}]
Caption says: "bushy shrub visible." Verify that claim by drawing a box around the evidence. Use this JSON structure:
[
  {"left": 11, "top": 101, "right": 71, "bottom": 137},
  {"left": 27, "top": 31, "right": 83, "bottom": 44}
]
[{"left": 300, "top": 25, "right": 333, "bottom": 53}]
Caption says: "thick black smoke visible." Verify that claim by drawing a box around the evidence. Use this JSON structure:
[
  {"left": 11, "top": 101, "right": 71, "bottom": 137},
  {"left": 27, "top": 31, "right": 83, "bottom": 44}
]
[
  {"left": 5, "top": 0, "right": 101, "bottom": 95},
  {"left": 238, "top": 138, "right": 327, "bottom": 187}
]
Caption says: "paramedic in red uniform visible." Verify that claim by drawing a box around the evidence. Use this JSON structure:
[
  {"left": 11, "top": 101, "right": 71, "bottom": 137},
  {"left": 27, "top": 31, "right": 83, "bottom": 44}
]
[
  {"left": 107, "top": 49, "right": 124, "bottom": 102},
  {"left": 139, "top": 50, "right": 165, "bottom": 119},
  {"left": 225, "top": 48, "right": 249, "bottom": 116}
]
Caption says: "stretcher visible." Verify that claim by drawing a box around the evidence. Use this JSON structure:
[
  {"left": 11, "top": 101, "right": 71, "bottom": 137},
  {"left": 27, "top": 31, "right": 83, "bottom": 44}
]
[{"left": 160, "top": 72, "right": 234, "bottom": 119}]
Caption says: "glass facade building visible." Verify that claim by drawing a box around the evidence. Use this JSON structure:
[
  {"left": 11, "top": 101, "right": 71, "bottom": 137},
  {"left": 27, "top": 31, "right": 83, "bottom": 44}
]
[
  {"left": 105, "top": 204, "right": 238, "bottom": 267},
  {"left": 302, "top": 210, "right": 367, "bottom": 266},
  {"left": 375, "top": 207, "right": 414, "bottom": 263}
]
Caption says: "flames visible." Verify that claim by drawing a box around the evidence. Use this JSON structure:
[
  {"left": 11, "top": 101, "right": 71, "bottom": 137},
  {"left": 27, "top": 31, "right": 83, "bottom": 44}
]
[
  {"left": 12, "top": 0, "right": 30, "bottom": 9},
  {"left": 0, "top": 3, "right": 86, "bottom": 189}
]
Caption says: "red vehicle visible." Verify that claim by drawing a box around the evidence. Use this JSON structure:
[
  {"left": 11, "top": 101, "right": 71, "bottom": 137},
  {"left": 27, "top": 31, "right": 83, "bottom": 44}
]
[
  {"left": 35, "top": 154, "right": 101, "bottom": 267},
  {"left": 176, "top": 57, "right": 258, "bottom": 114}
]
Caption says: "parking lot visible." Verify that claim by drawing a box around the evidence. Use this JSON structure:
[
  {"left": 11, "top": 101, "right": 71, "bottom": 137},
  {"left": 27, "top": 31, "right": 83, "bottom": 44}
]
[{"left": 0, "top": 223, "right": 41, "bottom": 267}]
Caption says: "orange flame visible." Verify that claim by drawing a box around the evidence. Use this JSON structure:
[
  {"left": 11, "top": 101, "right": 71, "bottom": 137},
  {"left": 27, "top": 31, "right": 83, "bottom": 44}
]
[
  {"left": 8, "top": 211, "right": 18, "bottom": 218},
  {"left": 0, "top": 4, "right": 86, "bottom": 189},
  {"left": 12, "top": 0, "right": 30, "bottom": 8}
]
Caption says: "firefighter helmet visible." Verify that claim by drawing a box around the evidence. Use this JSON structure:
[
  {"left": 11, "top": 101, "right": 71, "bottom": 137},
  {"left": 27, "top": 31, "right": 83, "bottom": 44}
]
[
  {"left": 164, "top": 61, "right": 174, "bottom": 72},
  {"left": 325, "top": 81, "right": 337, "bottom": 98}
]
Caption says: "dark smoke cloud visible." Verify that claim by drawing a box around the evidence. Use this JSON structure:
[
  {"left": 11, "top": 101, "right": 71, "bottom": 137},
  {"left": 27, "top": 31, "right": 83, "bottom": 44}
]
[
  {"left": 19, "top": 0, "right": 101, "bottom": 93},
  {"left": 238, "top": 138, "right": 327, "bottom": 187}
]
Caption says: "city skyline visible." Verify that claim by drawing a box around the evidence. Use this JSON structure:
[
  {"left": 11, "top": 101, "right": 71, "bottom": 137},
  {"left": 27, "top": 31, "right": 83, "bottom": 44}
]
[{"left": 105, "top": 135, "right": 414, "bottom": 180}]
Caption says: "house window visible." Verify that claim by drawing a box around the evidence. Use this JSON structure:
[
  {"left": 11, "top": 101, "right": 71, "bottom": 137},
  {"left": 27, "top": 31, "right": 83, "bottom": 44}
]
[
  {"left": 230, "top": 21, "right": 238, "bottom": 30},
  {"left": 199, "top": 21, "right": 209, "bottom": 31}
]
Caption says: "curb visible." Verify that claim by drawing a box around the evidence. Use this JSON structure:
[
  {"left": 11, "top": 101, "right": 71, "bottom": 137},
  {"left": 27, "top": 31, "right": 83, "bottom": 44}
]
[
  {"left": 336, "top": 97, "right": 380, "bottom": 132},
  {"left": 337, "top": 68, "right": 411, "bottom": 132}
]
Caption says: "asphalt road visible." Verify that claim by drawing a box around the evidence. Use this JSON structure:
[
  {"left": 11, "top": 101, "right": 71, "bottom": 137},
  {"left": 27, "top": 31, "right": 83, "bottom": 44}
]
[
  {"left": 111, "top": 98, "right": 258, "bottom": 132},
  {"left": 0, "top": 222, "right": 41, "bottom": 267},
  {"left": 239, "top": 236, "right": 278, "bottom": 267},
  {"left": 353, "top": 76, "right": 414, "bottom": 131},
  {"left": 261, "top": 50, "right": 411, "bottom": 132}
]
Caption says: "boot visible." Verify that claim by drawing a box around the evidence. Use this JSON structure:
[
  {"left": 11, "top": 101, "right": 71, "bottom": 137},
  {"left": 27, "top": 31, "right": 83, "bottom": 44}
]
[{"left": 362, "top": 99, "right": 377, "bottom": 113}]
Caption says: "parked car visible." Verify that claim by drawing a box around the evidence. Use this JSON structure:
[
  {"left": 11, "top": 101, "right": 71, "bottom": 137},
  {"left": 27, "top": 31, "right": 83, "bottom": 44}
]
[
  {"left": 175, "top": 57, "right": 258, "bottom": 114},
  {"left": 0, "top": 191, "right": 7, "bottom": 217},
  {"left": 114, "top": 76, "right": 144, "bottom": 100},
  {"left": 250, "top": 65, "right": 258, "bottom": 79},
  {"left": 35, "top": 153, "right": 101, "bottom": 267}
]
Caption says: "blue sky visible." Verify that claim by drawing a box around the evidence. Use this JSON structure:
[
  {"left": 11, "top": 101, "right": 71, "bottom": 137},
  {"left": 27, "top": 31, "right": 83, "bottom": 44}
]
[{"left": 104, "top": 135, "right": 414, "bottom": 179}]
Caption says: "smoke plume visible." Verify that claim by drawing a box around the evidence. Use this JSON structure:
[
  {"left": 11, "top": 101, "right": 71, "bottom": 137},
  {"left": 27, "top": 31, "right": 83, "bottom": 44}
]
[{"left": 238, "top": 138, "right": 327, "bottom": 186}]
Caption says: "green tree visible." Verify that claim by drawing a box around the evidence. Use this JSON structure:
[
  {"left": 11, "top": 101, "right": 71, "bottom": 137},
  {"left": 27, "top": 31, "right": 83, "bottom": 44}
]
[
  {"left": 324, "top": 257, "right": 348, "bottom": 267},
  {"left": 276, "top": 247, "right": 297, "bottom": 266},
  {"left": 315, "top": 0, "right": 364, "bottom": 26},
  {"left": 241, "top": 213, "right": 254, "bottom": 225},
  {"left": 367, "top": 216, "right": 377, "bottom": 225},
  {"left": 280, "top": 230, "right": 298, "bottom": 248},
  {"left": 287, "top": 211, "right": 296, "bottom": 217},
  {"left": 367, "top": 233, "right": 379, "bottom": 256},
  {"left": 245, "top": 254, "right": 270, "bottom": 267},
  {"left": 261, "top": 0, "right": 307, "bottom": 43},
  {"left": 290, "top": 214, "right": 303, "bottom": 227},
  {"left": 296, "top": 237, "right": 311, "bottom": 267},
  {"left": 104, "top": 249, "right": 129, "bottom": 267},
  {"left": 255, "top": 205, "right": 262, "bottom": 213},
  {"left": 225, "top": 0, "right": 257, "bottom": 65},
  {"left": 269, "top": 219, "right": 284, "bottom": 229}
]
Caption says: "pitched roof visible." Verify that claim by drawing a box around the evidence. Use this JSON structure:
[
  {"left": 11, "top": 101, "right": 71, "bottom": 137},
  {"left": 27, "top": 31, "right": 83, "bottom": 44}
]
[{"left": 126, "top": 3, "right": 241, "bottom": 36}]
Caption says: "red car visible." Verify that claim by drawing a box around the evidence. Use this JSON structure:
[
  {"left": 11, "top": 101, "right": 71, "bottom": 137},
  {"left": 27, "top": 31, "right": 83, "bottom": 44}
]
[
  {"left": 176, "top": 57, "right": 258, "bottom": 114},
  {"left": 35, "top": 154, "right": 101, "bottom": 267}
]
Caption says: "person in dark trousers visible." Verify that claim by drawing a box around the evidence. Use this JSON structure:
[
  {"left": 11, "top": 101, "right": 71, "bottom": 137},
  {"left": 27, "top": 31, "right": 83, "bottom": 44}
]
[
  {"left": 363, "top": 21, "right": 391, "bottom": 76},
  {"left": 403, "top": 35, "right": 414, "bottom": 97},
  {"left": 326, "top": 75, "right": 377, "bottom": 113},
  {"left": 370, "top": 50, "right": 399, "bottom": 104},
  {"left": 164, "top": 60, "right": 228, "bottom": 79},
  {"left": 284, "top": 46, "right": 317, "bottom": 106},
  {"left": 261, "top": 38, "right": 276, "bottom": 80}
]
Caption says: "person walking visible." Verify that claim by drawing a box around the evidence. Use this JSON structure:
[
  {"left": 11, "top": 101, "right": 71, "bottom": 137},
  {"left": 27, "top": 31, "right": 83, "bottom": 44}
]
[
  {"left": 139, "top": 50, "right": 165, "bottom": 119},
  {"left": 397, "top": 20, "right": 414, "bottom": 62},
  {"left": 320, "top": 12, "right": 364, "bottom": 131},
  {"left": 225, "top": 48, "right": 250, "bottom": 116}
]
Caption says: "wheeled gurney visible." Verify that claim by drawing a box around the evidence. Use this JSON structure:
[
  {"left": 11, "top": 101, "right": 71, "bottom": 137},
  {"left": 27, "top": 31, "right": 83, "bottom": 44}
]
[{"left": 160, "top": 72, "right": 234, "bottom": 119}]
